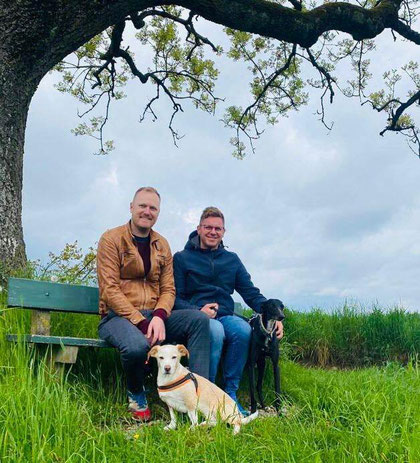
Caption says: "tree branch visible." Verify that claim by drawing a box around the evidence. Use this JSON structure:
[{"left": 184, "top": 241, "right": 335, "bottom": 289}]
[
  {"left": 176, "top": 0, "right": 405, "bottom": 47},
  {"left": 18, "top": 0, "right": 412, "bottom": 78},
  {"left": 392, "top": 19, "right": 420, "bottom": 44},
  {"left": 381, "top": 89, "right": 420, "bottom": 133},
  {"left": 132, "top": 8, "right": 219, "bottom": 56}
]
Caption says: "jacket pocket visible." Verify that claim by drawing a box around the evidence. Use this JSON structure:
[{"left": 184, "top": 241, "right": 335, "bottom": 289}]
[
  {"left": 149, "top": 254, "right": 166, "bottom": 282},
  {"left": 120, "top": 251, "right": 140, "bottom": 278}
]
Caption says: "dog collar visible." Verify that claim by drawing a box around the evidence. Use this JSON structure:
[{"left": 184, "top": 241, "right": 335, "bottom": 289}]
[
  {"left": 157, "top": 371, "right": 199, "bottom": 393},
  {"left": 254, "top": 314, "right": 276, "bottom": 338}
]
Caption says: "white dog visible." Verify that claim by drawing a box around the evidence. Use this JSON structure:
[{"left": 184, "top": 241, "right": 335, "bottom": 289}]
[{"left": 148, "top": 344, "right": 258, "bottom": 434}]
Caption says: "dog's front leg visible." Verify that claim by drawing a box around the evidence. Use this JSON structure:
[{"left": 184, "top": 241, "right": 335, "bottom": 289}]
[
  {"left": 164, "top": 406, "right": 178, "bottom": 431},
  {"left": 256, "top": 355, "right": 266, "bottom": 409},
  {"left": 248, "top": 339, "right": 258, "bottom": 414},
  {"left": 271, "top": 345, "right": 281, "bottom": 411},
  {"left": 187, "top": 409, "right": 199, "bottom": 429}
]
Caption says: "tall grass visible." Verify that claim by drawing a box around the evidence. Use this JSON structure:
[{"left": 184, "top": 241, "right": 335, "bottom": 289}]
[
  {"left": 5, "top": 249, "right": 419, "bottom": 369},
  {"left": 283, "top": 304, "right": 420, "bottom": 367},
  {"left": 1, "top": 301, "right": 419, "bottom": 462}
]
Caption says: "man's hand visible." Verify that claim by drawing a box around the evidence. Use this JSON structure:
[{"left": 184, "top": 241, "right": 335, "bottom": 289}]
[
  {"left": 275, "top": 320, "right": 284, "bottom": 339},
  {"left": 147, "top": 316, "right": 166, "bottom": 346},
  {"left": 200, "top": 303, "right": 219, "bottom": 319}
]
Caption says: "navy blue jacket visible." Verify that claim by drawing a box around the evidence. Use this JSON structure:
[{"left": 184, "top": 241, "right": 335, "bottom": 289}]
[{"left": 173, "top": 231, "right": 267, "bottom": 317}]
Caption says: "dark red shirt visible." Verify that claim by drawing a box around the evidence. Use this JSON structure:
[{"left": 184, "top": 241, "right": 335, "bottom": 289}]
[{"left": 133, "top": 234, "right": 151, "bottom": 276}]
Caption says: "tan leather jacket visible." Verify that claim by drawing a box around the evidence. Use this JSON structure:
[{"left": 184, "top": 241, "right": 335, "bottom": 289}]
[{"left": 97, "top": 222, "right": 175, "bottom": 324}]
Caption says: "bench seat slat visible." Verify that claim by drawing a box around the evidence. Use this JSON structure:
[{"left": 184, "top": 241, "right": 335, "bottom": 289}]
[
  {"left": 7, "top": 334, "right": 111, "bottom": 348},
  {"left": 8, "top": 278, "right": 99, "bottom": 314}
]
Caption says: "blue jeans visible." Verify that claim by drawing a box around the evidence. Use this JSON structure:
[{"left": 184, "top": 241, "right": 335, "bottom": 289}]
[{"left": 209, "top": 315, "right": 251, "bottom": 396}]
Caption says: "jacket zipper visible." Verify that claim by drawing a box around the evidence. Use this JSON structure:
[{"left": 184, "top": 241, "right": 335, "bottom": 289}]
[{"left": 142, "top": 277, "right": 147, "bottom": 310}]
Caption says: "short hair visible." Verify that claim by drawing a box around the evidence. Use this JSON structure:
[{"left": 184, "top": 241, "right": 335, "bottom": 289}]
[
  {"left": 133, "top": 186, "right": 161, "bottom": 201},
  {"left": 200, "top": 206, "right": 225, "bottom": 225}
]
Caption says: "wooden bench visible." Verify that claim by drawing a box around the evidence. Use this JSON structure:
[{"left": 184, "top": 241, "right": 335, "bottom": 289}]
[
  {"left": 6, "top": 277, "right": 247, "bottom": 371},
  {"left": 6, "top": 277, "right": 111, "bottom": 370}
]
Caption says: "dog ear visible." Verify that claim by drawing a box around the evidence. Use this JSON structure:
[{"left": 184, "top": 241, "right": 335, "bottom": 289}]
[
  {"left": 177, "top": 344, "right": 189, "bottom": 358},
  {"left": 147, "top": 345, "right": 160, "bottom": 361}
]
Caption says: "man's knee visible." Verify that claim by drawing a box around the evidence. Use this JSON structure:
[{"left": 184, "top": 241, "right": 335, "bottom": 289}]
[
  {"left": 228, "top": 317, "right": 252, "bottom": 343},
  {"left": 187, "top": 309, "right": 210, "bottom": 330},
  {"left": 237, "top": 320, "right": 252, "bottom": 341},
  {"left": 121, "top": 339, "right": 149, "bottom": 363}
]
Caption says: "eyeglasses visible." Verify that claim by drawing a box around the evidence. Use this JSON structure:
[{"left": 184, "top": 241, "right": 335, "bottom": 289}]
[{"left": 200, "top": 225, "right": 225, "bottom": 233}]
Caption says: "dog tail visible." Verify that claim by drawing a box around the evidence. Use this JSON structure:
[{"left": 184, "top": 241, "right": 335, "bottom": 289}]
[{"left": 241, "top": 410, "right": 259, "bottom": 425}]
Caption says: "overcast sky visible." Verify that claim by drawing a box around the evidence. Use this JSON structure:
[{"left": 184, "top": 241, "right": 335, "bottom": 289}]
[{"left": 22, "top": 20, "right": 420, "bottom": 312}]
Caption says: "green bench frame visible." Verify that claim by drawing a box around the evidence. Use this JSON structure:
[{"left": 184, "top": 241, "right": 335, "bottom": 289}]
[{"left": 6, "top": 277, "right": 111, "bottom": 369}]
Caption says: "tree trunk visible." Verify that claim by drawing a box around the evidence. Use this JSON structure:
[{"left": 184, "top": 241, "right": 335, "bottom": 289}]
[
  {"left": 0, "top": 63, "right": 39, "bottom": 269},
  {"left": 0, "top": 0, "right": 155, "bottom": 269}
]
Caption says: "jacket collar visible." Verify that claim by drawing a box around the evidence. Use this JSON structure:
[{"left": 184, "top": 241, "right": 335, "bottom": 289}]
[{"left": 126, "top": 221, "right": 160, "bottom": 244}]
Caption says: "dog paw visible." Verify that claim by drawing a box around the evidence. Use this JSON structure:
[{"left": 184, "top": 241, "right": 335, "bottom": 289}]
[
  {"left": 164, "top": 424, "right": 176, "bottom": 431},
  {"left": 233, "top": 424, "right": 241, "bottom": 435}
]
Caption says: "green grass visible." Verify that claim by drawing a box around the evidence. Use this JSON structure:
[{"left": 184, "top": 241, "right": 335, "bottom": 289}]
[
  {"left": 283, "top": 304, "right": 420, "bottom": 367},
  {"left": 0, "top": 305, "right": 419, "bottom": 462}
]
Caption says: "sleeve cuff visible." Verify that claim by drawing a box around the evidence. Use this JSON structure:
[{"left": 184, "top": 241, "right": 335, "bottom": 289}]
[
  {"left": 153, "top": 308, "right": 168, "bottom": 322},
  {"left": 137, "top": 319, "right": 149, "bottom": 335}
]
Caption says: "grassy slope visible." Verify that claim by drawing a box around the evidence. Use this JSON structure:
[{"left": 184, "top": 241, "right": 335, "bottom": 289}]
[{"left": 0, "top": 307, "right": 419, "bottom": 463}]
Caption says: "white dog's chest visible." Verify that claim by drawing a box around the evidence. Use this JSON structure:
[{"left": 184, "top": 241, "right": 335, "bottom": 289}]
[{"left": 158, "top": 391, "right": 190, "bottom": 413}]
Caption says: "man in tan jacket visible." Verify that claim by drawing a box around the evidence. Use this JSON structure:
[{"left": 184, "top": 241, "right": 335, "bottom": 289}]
[{"left": 97, "top": 187, "right": 209, "bottom": 422}]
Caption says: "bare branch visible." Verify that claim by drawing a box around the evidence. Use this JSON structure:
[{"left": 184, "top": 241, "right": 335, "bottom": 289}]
[
  {"left": 363, "top": 89, "right": 420, "bottom": 156},
  {"left": 72, "top": 10, "right": 222, "bottom": 151},
  {"left": 229, "top": 44, "right": 299, "bottom": 157},
  {"left": 92, "top": 21, "right": 125, "bottom": 89},
  {"left": 306, "top": 48, "right": 336, "bottom": 104},
  {"left": 380, "top": 89, "right": 420, "bottom": 132},
  {"left": 240, "top": 44, "right": 298, "bottom": 127}
]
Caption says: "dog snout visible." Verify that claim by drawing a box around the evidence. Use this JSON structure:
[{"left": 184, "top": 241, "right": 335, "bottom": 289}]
[
  {"left": 262, "top": 299, "right": 285, "bottom": 321},
  {"left": 164, "top": 365, "right": 171, "bottom": 373}
]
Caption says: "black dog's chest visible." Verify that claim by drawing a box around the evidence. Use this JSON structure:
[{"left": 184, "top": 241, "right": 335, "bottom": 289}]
[
  {"left": 250, "top": 315, "right": 277, "bottom": 353},
  {"left": 257, "top": 333, "right": 278, "bottom": 355}
]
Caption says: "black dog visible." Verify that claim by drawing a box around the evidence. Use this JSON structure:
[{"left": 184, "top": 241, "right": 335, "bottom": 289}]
[{"left": 248, "top": 299, "right": 285, "bottom": 413}]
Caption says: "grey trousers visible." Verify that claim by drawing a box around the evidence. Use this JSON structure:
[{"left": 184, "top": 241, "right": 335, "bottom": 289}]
[{"left": 98, "top": 309, "right": 210, "bottom": 393}]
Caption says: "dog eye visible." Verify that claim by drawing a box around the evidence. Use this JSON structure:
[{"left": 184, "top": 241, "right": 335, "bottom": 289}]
[
  {"left": 159, "top": 356, "right": 164, "bottom": 359},
  {"left": 172, "top": 356, "right": 176, "bottom": 359}
]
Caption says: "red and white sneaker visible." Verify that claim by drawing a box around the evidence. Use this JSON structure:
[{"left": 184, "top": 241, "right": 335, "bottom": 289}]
[
  {"left": 128, "top": 394, "right": 151, "bottom": 422},
  {"left": 131, "top": 407, "right": 151, "bottom": 422}
]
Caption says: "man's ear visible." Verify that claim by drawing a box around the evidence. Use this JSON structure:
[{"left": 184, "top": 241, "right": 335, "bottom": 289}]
[
  {"left": 177, "top": 344, "right": 189, "bottom": 358},
  {"left": 147, "top": 345, "right": 160, "bottom": 361}
]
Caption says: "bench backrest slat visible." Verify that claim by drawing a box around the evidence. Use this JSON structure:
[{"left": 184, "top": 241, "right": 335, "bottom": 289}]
[{"left": 8, "top": 278, "right": 99, "bottom": 314}]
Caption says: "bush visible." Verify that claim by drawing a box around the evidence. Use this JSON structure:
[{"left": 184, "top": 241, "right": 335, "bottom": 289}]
[{"left": 0, "top": 242, "right": 97, "bottom": 289}]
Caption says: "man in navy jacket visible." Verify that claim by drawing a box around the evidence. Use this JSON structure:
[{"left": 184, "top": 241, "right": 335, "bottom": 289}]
[{"left": 173, "top": 206, "right": 283, "bottom": 414}]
